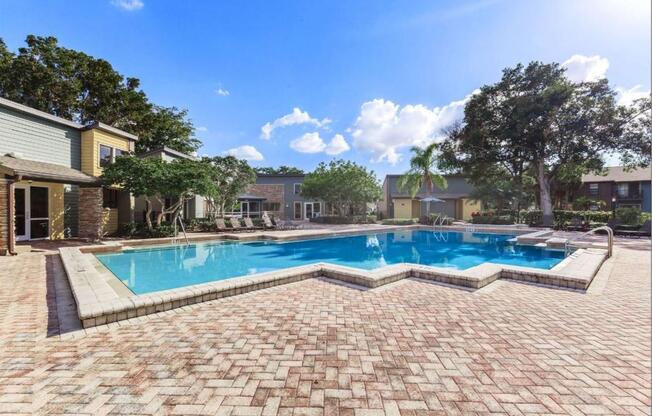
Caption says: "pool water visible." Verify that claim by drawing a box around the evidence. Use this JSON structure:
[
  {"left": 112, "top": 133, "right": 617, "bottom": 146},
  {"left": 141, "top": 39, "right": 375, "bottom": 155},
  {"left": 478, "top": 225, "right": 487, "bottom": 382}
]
[{"left": 96, "top": 230, "right": 565, "bottom": 295}]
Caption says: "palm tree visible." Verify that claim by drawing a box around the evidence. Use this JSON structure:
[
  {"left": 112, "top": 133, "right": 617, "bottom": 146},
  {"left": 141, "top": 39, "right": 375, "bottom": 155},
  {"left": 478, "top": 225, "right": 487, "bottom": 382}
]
[{"left": 397, "top": 143, "right": 448, "bottom": 198}]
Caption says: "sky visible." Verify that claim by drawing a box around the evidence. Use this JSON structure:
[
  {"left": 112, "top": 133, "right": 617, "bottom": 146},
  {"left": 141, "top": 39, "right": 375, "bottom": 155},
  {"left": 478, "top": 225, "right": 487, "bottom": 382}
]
[{"left": 0, "top": 0, "right": 650, "bottom": 177}]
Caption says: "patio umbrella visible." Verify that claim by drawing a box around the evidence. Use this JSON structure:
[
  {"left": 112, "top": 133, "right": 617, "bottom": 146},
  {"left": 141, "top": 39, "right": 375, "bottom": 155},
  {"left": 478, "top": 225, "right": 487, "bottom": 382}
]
[{"left": 420, "top": 195, "right": 444, "bottom": 218}]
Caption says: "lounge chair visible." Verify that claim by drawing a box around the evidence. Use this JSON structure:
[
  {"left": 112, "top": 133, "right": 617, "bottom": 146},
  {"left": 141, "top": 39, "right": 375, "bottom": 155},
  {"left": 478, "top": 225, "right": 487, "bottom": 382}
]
[
  {"left": 215, "top": 218, "right": 228, "bottom": 232},
  {"left": 229, "top": 217, "right": 245, "bottom": 232},
  {"left": 243, "top": 217, "right": 261, "bottom": 231},
  {"left": 262, "top": 215, "right": 277, "bottom": 230},
  {"left": 617, "top": 220, "right": 651, "bottom": 238}
]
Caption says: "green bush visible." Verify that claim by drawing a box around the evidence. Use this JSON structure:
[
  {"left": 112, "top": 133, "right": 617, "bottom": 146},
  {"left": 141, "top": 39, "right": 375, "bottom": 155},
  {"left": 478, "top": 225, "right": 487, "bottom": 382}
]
[
  {"left": 520, "top": 210, "right": 612, "bottom": 226},
  {"left": 615, "top": 207, "right": 641, "bottom": 225},
  {"left": 471, "top": 215, "right": 514, "bottom": 225},
  {"left": 188, "top": 218, "right": 217, "bottom": 232},
  {"left": 381, "top": 218, "right": 417, "bottom": 226},
  {"left": 310, "top": 215, "right": 377, "bottom": 224},
  {"left": 117, "top": 222, "right": 177, "bottom": 238}
]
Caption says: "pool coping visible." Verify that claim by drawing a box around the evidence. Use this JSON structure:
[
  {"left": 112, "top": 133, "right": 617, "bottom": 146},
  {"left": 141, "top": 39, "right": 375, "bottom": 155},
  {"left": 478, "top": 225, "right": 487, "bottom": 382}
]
[{"left": 59, "top": 226, "right": 608, "bottom": 328}]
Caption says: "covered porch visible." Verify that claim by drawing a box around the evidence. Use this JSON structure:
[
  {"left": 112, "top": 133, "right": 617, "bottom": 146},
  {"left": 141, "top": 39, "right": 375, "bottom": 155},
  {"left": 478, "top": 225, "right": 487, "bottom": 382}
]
[{"left": 0, "top": 155, "right": 132, "bottom": 255}]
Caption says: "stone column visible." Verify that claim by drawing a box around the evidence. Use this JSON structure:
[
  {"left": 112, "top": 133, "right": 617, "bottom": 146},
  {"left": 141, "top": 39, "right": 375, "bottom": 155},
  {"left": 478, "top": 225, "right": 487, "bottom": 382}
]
[
  {"left": 78, "top": 187, "right": 104, "bottom": 241},
  {"left": 0, "top": 179, "right": 12, "bottom": 255}
]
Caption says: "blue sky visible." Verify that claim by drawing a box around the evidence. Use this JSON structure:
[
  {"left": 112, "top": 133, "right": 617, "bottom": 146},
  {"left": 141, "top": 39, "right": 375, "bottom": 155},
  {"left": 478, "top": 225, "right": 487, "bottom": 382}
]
[{"left": 1, "top": 0, "right": 650, "bottom": 177}]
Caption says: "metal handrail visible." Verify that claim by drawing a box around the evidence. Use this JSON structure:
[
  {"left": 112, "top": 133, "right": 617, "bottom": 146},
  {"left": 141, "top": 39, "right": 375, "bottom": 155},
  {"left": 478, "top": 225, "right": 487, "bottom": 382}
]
[
  {"left": 174, "top": 216, "right": 190, "bottom": 246},
  {"left": 564, "top": 226, "right": 613, "bottom": 258}
]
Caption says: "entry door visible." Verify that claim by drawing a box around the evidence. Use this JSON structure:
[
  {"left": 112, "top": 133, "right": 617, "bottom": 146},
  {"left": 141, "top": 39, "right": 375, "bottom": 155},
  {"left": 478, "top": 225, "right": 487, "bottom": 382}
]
[
  {"left": 241, "top": 201, "right": 249, "bottom": 217},
  {"left": 14, "top": 186, "right": 27, "bottom": 241},
  {"left": 293, "top": 202, "right": 302, "bottom": 220},
  {"left": 14, "top": 185, "right": 49, "bottom": 241},
  {"left": 305, "top": 202, "right": 321, "bottom": 219}
]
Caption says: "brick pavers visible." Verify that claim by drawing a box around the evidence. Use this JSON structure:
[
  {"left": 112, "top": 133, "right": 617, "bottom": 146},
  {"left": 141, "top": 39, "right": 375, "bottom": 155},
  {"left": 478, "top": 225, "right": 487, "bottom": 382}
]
[{"left": 0, "top": 245, "right": 650, "bottom": 415}]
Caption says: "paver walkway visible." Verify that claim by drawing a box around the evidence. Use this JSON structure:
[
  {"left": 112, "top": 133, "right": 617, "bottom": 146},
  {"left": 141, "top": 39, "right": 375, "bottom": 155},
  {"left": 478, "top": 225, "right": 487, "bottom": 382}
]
[{"left": 0, "top": 243, "right": 650, "bottom": 415}]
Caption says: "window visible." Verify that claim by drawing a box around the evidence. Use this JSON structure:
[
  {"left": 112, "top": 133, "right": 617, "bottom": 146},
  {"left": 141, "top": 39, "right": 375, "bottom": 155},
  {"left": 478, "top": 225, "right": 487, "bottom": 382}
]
[
  {"left": 103, "top": 188, "right": 119, "bottom": 209},
  {"left": 99, "top": 145, "right": 127, "bottom": 167},
  {"left": 262, "top": 202, "right": 281, "bottom": 211},
  {"left": 99, "top": 145, "right": 112, "bottom": 167},
  {"left": 293, "top": 183, "right": 302, "bottom": 195},
  {"left": 588, "top": 183, "right": 599, "bottom": 197},
  {"left": 617, "top": 183, "right": 629, "bottom": 198}
]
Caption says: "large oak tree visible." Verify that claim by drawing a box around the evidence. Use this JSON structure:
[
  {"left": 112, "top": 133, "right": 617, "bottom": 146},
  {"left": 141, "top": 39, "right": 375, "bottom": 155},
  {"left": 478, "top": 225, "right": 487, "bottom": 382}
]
[{"left": 440, "top": 61, "right": 650, "bottom": 226}]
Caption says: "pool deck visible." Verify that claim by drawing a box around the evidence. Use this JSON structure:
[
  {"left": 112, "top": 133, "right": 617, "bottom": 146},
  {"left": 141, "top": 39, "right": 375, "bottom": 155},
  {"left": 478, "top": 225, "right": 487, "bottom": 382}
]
[
  {"left": 0, "top": 231, "right": 649, "bottom": 415},
  {"left": 57, "top": 225, "right": 610, "bottom": 329}
]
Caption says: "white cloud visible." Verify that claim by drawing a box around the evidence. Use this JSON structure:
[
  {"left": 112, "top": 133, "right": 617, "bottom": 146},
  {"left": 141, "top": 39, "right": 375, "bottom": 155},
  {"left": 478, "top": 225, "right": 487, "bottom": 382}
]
[
  {"left": 350, "top": 92, "right": 476, "bottom": 165},
  {"left": 290, "top": 132, "right": 350, "bottom": 155},
  {"left": 616, "top": 85, "right": 650, "bottom": 106},
  {"left": 224, "top": 145, "right": 264, "bottom": 161},
  {"left": 111, "top": 0, "right": 144, "bottom": 11},
  {"left": 260, "top": 108, "right": 331, "bottom": 140},
  {"left": 196, "top": 126, "right": 208, "bottom": 132},
  {"left": 325, "top": 134, "right": 350, "bottom": 155},
  {"left": 562, "top": 54, "right": 609, "bottom": 83},
  {"left": 216, "top": 87, "right": 230, "bottom": 97}
]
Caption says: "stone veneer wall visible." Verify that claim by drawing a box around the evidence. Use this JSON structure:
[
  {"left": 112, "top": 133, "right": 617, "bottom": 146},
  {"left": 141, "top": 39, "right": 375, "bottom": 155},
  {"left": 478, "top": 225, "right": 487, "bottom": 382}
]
[
  {"left": 78, "top": 187, "right": 104, "bottom": 241},
  {"left": 0, "top": 179, "right": 11, "bottom": 254},
  {"left": 245, "top": 184, "right": 285, "bottom": 218}
]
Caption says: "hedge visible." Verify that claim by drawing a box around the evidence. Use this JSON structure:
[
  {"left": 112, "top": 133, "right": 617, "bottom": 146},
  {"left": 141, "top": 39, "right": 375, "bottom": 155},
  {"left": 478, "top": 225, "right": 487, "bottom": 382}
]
[
  {"left": 310, "top": 215, "right": 377, "bottom": 224},
  {"left": 520, "top": 210, "right": 612, "bottom": 226},
  {"left": 381, "top": 218, "right": 417, "bottom": 226},
  {"left": 471, "top": 215, "right": 514, "bottom": 225}
]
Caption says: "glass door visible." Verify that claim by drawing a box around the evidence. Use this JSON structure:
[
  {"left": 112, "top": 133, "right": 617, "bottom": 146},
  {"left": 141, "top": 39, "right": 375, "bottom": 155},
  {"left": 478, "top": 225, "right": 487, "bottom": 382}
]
[
  {"left": 293, "top": 202, "right": 302, "bottom": 220},
  {"left": 14, "top": 187, "right": 27, "bottom": 241},
  {"left": 241, "top": 201, "right": 249, "bottom": 217},
  {"left": 304, "top": 202, "right": 321, "bottom": 219},
  {"left": 29, "top": 186, "right": 49, "bottom": 239}
]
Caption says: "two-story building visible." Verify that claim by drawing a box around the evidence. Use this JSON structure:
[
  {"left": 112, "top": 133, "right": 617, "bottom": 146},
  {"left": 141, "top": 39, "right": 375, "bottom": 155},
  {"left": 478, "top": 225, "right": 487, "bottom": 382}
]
[
  {"left": 238, "top": 174, "right": 323, "bottom": 220},
  {"left": 0, "top": 97, "right": 137, "bottom": 254},
  {"left": 377, "top": 174, "right": 480, "bottom": 220},
  {"left": 134, "top": 146, "right": 205, "bottom": 223},
  {"left": 579, "top": 166, "right": 651, "bottom": 212}
]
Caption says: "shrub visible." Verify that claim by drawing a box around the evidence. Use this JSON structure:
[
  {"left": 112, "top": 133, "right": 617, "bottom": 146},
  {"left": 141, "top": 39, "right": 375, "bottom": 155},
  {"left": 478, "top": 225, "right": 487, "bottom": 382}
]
[
  {"left": 381, "top": 218, "right": 417, "bottom": 226},
  {"left": 520, "top": 210, "right": 612, "bottom": 226},
  {"left": 573, "top": 196, "right": 607, "bottom": 211},
  {"left": 188, "top": 218, "right": 216, "bottom": 232},
  {"left": 615, "top": 207, "right": 641, "bottom": 225},
  {"left": 471, "top": 215, "right": 514, "bottom": 225},
  {"left": 117, "top": 222, "right": 177, "bottom": 238},
  {"left": 310, "top": 215, "right": 377, "bottom": 224}
]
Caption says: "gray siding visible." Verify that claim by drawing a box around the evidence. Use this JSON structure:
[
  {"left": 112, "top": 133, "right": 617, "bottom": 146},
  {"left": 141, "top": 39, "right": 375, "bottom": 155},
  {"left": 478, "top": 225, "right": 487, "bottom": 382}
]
[
  {"left": 385, "top": 175, "right": 474, "bottom": 196},
  {"left": 0, "top": 106, "right": 81, "bottom": 169},
  {"left": 255, "top": 175, "right": 317, "bottom": 219}
]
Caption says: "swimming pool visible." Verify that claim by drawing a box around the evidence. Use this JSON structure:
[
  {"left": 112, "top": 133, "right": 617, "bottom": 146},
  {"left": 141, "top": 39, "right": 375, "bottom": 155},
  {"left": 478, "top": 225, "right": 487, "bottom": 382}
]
[{"left": 96, "top": 230, "right": 565, "bottom": 295}]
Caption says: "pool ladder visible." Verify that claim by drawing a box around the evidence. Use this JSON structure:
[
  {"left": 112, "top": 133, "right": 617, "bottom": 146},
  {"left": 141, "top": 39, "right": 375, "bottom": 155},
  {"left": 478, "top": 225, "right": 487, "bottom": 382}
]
[
  {"left": 564, "top": 226, "right": 613, "bottom": 258},
  {"left": 173, "top": 216, "right": 190, "bottom": 246}
]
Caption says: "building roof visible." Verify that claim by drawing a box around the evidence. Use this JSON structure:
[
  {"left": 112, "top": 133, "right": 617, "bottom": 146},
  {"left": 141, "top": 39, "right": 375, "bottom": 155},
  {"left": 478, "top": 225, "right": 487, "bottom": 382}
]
[
  {"left": 0, "top": 155, "right": 100, "bottom": 185},
  {"left": 237, "top": 193, "right": 267, "bottom": 201},
  {"left": 138, "top": 146, "right": 195, "bottom": 160},
  {"left": 390, "top": 192, "right": 471, "bottom": 200},
  {"left": 256, "top": 173, "right": 305, "bottom": 178},
  {"left": 582, "top": 166, "right": 651, "bottom": 183},
  {"left": 0, "top": 97, "right": 137, "bottom": 141}
]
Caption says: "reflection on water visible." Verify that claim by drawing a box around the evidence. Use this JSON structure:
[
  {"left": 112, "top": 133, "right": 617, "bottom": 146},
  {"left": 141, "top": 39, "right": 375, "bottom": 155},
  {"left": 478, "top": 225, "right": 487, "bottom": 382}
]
[{"left": 98, "top": 230, "right": 565, "bottom": 295}]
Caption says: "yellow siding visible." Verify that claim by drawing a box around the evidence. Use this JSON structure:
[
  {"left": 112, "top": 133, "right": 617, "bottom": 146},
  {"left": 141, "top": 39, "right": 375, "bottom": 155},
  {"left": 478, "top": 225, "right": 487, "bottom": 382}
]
[
  {"left": 81, "top": 129, "right": 132, "bottom": 177},
  {"left": 102, "top": 208, "right": 119, "bottom": 236},
  {"left": 392, "top": 198, "right": 414, "bottom": 219},
  {"left": 461, "top": 198, "right": 481, "bottom": 220},
  {"left": 16, "top": 181, "right": 65, "bottom": 240}
]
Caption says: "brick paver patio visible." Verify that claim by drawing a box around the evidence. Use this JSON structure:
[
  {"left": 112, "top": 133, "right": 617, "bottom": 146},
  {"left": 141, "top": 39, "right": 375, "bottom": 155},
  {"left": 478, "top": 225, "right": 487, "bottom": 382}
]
[{"left": 0, "top": 242, "right": 650, "bottom": 415}]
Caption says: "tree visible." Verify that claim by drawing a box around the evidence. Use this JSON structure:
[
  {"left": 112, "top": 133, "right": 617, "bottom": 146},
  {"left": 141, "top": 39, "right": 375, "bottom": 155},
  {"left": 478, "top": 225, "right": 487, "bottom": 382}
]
[
  {"left": 397, "top": 143, "right": 448, "bottom": 198},
  {"left": 101, "top": 156, "right": 165, "bottom": 230},
  {"left": 0, "top": 35, "right": 200, "bottom": 154},
  {"left": 204, "top": 156, "right": 256, "bottom": 217},
  {"left": 441, "top": 61, "right": 649, "bottom": 226},
  {"left": 255, "top": 166, "right": 304, "bottom": 175},
  {"left": 102, "top": 156, "right": 217, "bottom": 230},
  {"left": 301, "top": 160, "right": 382, "bottom": 217}
]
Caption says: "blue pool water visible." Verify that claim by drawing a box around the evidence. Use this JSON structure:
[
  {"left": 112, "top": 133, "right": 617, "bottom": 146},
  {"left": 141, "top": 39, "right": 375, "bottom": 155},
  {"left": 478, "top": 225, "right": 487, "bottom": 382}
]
[{"left": 96, "top": 230, "right": 565, "bottom": 294}]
